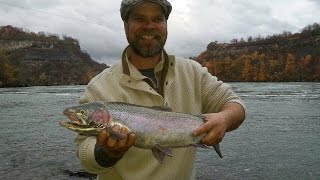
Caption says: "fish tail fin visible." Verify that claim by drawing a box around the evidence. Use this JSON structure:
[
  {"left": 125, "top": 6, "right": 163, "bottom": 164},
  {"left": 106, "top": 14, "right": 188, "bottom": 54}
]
[
  {"left": 213, "top": 144, "right": 223, "bottom": 158},
  {"left": 192, "top": 143, "right": 223, "bottom": 158}
]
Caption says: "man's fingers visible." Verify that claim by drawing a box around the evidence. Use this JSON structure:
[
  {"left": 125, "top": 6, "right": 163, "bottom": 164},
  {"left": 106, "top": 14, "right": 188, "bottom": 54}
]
[
  {"left": 202, "top": 114, "right": 209, "bottom": 121},
  {"left": 126, "top": 133, "right": 136, "bottom": 147},
  {"left": 193, "top": 114, "right": 213, "bottom": 136},
  {"left": 193, "top": 121, "right": 212, "bottom": 136},
  {"left": 202, "top": 130, "right": 218, "bottom": 145},
  {"left": 107, "top": 125, "right": 120, "bottom": 148},
  {"left": 97, "top": 125, "right": 135, "bottom": 156},
  {"left": 96, "top": 129, "right": 109, "bottom": 146},
  {"left": 118, "top": 127, "right": 128, "bottom": 147},
  {"left": 202, "top": 125, "right": 225, "bottom": 145}
]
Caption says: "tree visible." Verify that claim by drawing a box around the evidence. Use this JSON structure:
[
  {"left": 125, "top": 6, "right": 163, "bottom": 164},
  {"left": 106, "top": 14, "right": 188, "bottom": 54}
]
[
  {"left": 258, "top": 60, "right": 267, "bottom": 81},
  {"left": 230, "top": 59, "right": 242, "bottom": 81},
  {"left": 0, "top": 61, "right": 17, "bottom": 86},
  {"left": 84, "top": 68, "right": 95, "bottom": 82},
  {"left": 300, "top": 55, "right": 312, "bottom": 81},
  {"left": 239, "top": 38, "right": 246, "bottom": 43},
  {"left": 241, "top": 57, "right": 252, "bottom": 81},
  {"left": 302, "top": 55, "right": 312, "bottom": 68},
  {"left": 284, "top": 53, "right": 296, "bottom": 81},
  {"left": 313, "top": 58, "right": 320, "bottom": 81},
  {"left": 0, "top": 50, "right": 16, "bottom": 87},
  {"left": 282, "top": 31, "right": 292, "bottom": 37},
  {"left": 268, "top": 59, "right": 280, "bottom": 81}
]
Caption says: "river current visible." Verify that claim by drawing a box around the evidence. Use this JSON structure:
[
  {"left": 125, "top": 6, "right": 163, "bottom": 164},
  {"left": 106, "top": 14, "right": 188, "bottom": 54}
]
[{"left": 0, "top": 83, "right": 319, "bottom": 179}]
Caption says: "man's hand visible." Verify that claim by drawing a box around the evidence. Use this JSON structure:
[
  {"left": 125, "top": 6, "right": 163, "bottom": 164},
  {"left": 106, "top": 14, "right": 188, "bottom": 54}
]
[
  {"left": 193, "top": 113, "right": 228, "bottom": 145},
  {"left": 193, "top": 102, "right": 245, "bottom": 146},
  {"left": 96, "top": 125, "right": 136, "bottom": 158}
]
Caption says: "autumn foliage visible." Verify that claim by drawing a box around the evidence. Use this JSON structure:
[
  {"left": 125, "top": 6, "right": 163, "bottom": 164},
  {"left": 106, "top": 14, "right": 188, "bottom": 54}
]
[{"left": 195, "top": 23, "right": 320, "bottom": 82}]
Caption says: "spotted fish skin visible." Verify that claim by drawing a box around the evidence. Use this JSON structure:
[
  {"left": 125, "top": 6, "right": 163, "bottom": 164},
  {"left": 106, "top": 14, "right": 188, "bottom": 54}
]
[{"left": 59, "top": 101, "right": 223, "bottom": 162}]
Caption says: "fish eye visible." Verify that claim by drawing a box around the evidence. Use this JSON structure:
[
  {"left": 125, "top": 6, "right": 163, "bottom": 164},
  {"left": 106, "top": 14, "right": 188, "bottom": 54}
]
[{"left": 79, "top": 110, "right": 86, "bottom": 115}]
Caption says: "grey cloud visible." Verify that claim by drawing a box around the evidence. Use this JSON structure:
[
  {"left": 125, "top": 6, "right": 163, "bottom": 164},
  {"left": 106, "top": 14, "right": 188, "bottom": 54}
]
[
  {"left": 310, "top": 0, "right": 320, "bottom": 6},
  {"left": 1, "top": 0, "right": 319, "bottom": 65}
]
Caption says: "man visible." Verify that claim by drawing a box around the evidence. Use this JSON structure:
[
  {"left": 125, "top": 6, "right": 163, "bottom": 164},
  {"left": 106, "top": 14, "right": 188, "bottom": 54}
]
[{"left": 75, "top": 0, "right": 246, "bottom": 179}]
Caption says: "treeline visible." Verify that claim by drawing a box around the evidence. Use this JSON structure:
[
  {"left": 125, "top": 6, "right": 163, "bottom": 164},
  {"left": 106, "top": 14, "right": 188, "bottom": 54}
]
[
  {"left": 200, "top": 51, "right": 319, "bottom": 82},
  {"left": 0, "top": 25, "right": 108, "bottom": 87},
  {"left": 0, "top": 25, "right": 78, "bottom": 44},
  {"left": 195, "top": 23, "right": 320, "bottom": 82},
  {"left": 228, "top": 23, "right": 320, "bottom": 45},
  {"left": 0, "top": 49, "right": 107, "bottom": 87}
]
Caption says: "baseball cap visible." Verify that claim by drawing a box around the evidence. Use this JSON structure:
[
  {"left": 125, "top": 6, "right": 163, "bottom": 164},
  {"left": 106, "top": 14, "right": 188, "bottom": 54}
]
[{"left": 120, "top": 0, "right": 172, "bottom": 21}]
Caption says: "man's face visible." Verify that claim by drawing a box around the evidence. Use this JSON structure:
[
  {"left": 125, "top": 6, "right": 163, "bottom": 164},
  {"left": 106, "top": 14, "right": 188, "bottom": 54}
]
[{"left": 124, "top": 2, "right": 167, "bottom": 58}]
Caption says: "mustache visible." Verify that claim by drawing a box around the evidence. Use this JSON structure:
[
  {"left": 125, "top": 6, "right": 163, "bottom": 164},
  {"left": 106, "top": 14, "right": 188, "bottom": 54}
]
[{"left": 137, "top": 31, "right": 163, "bottom": 39}]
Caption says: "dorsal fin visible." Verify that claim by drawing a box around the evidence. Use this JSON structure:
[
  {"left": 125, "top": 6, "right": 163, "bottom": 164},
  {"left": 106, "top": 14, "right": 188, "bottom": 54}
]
[
  {"left": 151, "top": 106, "right": 172, "bottom": 112},
  {"left": 107, "top": 102, "right": 172, "bottom": 112}
]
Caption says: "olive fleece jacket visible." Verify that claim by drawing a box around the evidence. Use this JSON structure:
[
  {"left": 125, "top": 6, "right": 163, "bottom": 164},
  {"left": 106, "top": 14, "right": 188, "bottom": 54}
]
[{"left": 75, "top": 47, "right": 245, "bottom": 180}]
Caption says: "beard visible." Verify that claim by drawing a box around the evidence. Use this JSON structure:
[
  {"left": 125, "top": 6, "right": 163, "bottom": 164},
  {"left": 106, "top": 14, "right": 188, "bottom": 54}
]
[{"left": 127, "top": 30, "right": 167, "bottom": 57}]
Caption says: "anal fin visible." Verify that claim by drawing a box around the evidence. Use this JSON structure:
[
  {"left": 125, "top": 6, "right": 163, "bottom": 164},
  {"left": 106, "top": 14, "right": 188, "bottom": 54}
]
[{"left": 152, "top": 145, "right": 172, "bottom": 163}]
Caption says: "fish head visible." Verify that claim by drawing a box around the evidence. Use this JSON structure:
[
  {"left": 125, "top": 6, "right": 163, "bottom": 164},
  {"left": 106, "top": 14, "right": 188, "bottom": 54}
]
[{"left": 59, "top": 102, "right": 111, "bottom": 135}]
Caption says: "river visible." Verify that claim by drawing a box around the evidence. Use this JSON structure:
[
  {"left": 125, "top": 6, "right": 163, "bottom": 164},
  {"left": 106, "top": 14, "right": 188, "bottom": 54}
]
[{"left": 0, "top": 83, "right": 319, "bottom": 180}]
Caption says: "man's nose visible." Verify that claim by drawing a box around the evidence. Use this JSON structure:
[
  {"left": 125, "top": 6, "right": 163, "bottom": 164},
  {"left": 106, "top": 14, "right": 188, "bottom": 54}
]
[{"left": 142, "top": 21, "right": 157, "bottom": 29}]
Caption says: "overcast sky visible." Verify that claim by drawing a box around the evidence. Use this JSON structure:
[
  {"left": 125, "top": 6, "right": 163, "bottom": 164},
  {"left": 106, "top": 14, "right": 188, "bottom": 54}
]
[{"left": 0, "top": 0, "right": 319, "bottom": 65}]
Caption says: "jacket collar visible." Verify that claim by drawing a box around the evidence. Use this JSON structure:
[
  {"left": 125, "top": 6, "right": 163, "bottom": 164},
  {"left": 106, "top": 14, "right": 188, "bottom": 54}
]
[
  {"left": 120, "top": 45, "right": 175, "bottom": 96},
  {"left": 121, "top": 46, "right": 170, "bottom": 77}
]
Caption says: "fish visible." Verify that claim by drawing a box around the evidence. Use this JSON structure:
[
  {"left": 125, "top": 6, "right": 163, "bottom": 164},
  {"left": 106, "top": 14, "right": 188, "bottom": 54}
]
[{"left": 59, "top": 101, "right": 223, "bottom": 163}]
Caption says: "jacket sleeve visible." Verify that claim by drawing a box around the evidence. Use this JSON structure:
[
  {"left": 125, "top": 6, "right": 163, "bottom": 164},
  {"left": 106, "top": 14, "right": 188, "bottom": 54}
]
[
  {"left": 199, "top": 66, "right": 246, "bottom": 113},
  {"left": 74, "top": 84, "right": 114, "bottom": 174},
  {"left": 75, "top": 135, "right": 115, "bottom": 174}
]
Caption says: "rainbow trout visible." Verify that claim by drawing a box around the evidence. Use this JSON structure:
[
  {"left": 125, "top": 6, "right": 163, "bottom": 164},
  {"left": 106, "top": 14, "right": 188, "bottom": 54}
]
[{"left": 59, "top": 102, "right": 223, "bottom": 163}]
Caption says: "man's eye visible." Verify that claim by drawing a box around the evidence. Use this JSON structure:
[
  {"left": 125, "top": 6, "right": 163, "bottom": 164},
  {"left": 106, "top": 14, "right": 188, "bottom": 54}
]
[
  {"left": 154, "top": 17, "right": 165, "bottom": 23},
  {"left": 134, "top": 17, "right": 144, "bottom": 21}
]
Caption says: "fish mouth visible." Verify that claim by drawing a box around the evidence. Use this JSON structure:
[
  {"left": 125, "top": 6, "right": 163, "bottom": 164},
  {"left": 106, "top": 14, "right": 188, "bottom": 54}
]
[
  {"left": 63, "top": 110, "right": 81, "bottom": 123},
  {"left": 59, "top": 121, "right": 104, "bottom": 135},
  {"left": 59, "top": 121, "right": 85, "bottom": 128},
  {"left": 61, "top": 108, "right": 105, "bottom": 135},
  {"left": 63, "top": 109, "right": 89, "bottom": 125}
]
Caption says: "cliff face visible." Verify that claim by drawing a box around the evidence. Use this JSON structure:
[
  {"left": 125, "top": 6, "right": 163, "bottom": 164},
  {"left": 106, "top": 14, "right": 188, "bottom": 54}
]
[
  {"left": 0, "top": 40, "right": 35, "bottom": 50},
  {"left": 0, "top": 25, "right": 108, "bottom": 87},
  {"left": 200, "top": 34, "right": 320, "bottom": 61},
  {"left": 195, "top": 23, "right": 320, "bottom": 82}
]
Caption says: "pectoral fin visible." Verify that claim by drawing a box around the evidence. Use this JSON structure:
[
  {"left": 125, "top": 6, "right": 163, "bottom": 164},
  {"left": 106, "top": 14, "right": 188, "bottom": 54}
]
[{"left": 152, "top": 145, "right": 172, "bottom": 163}]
